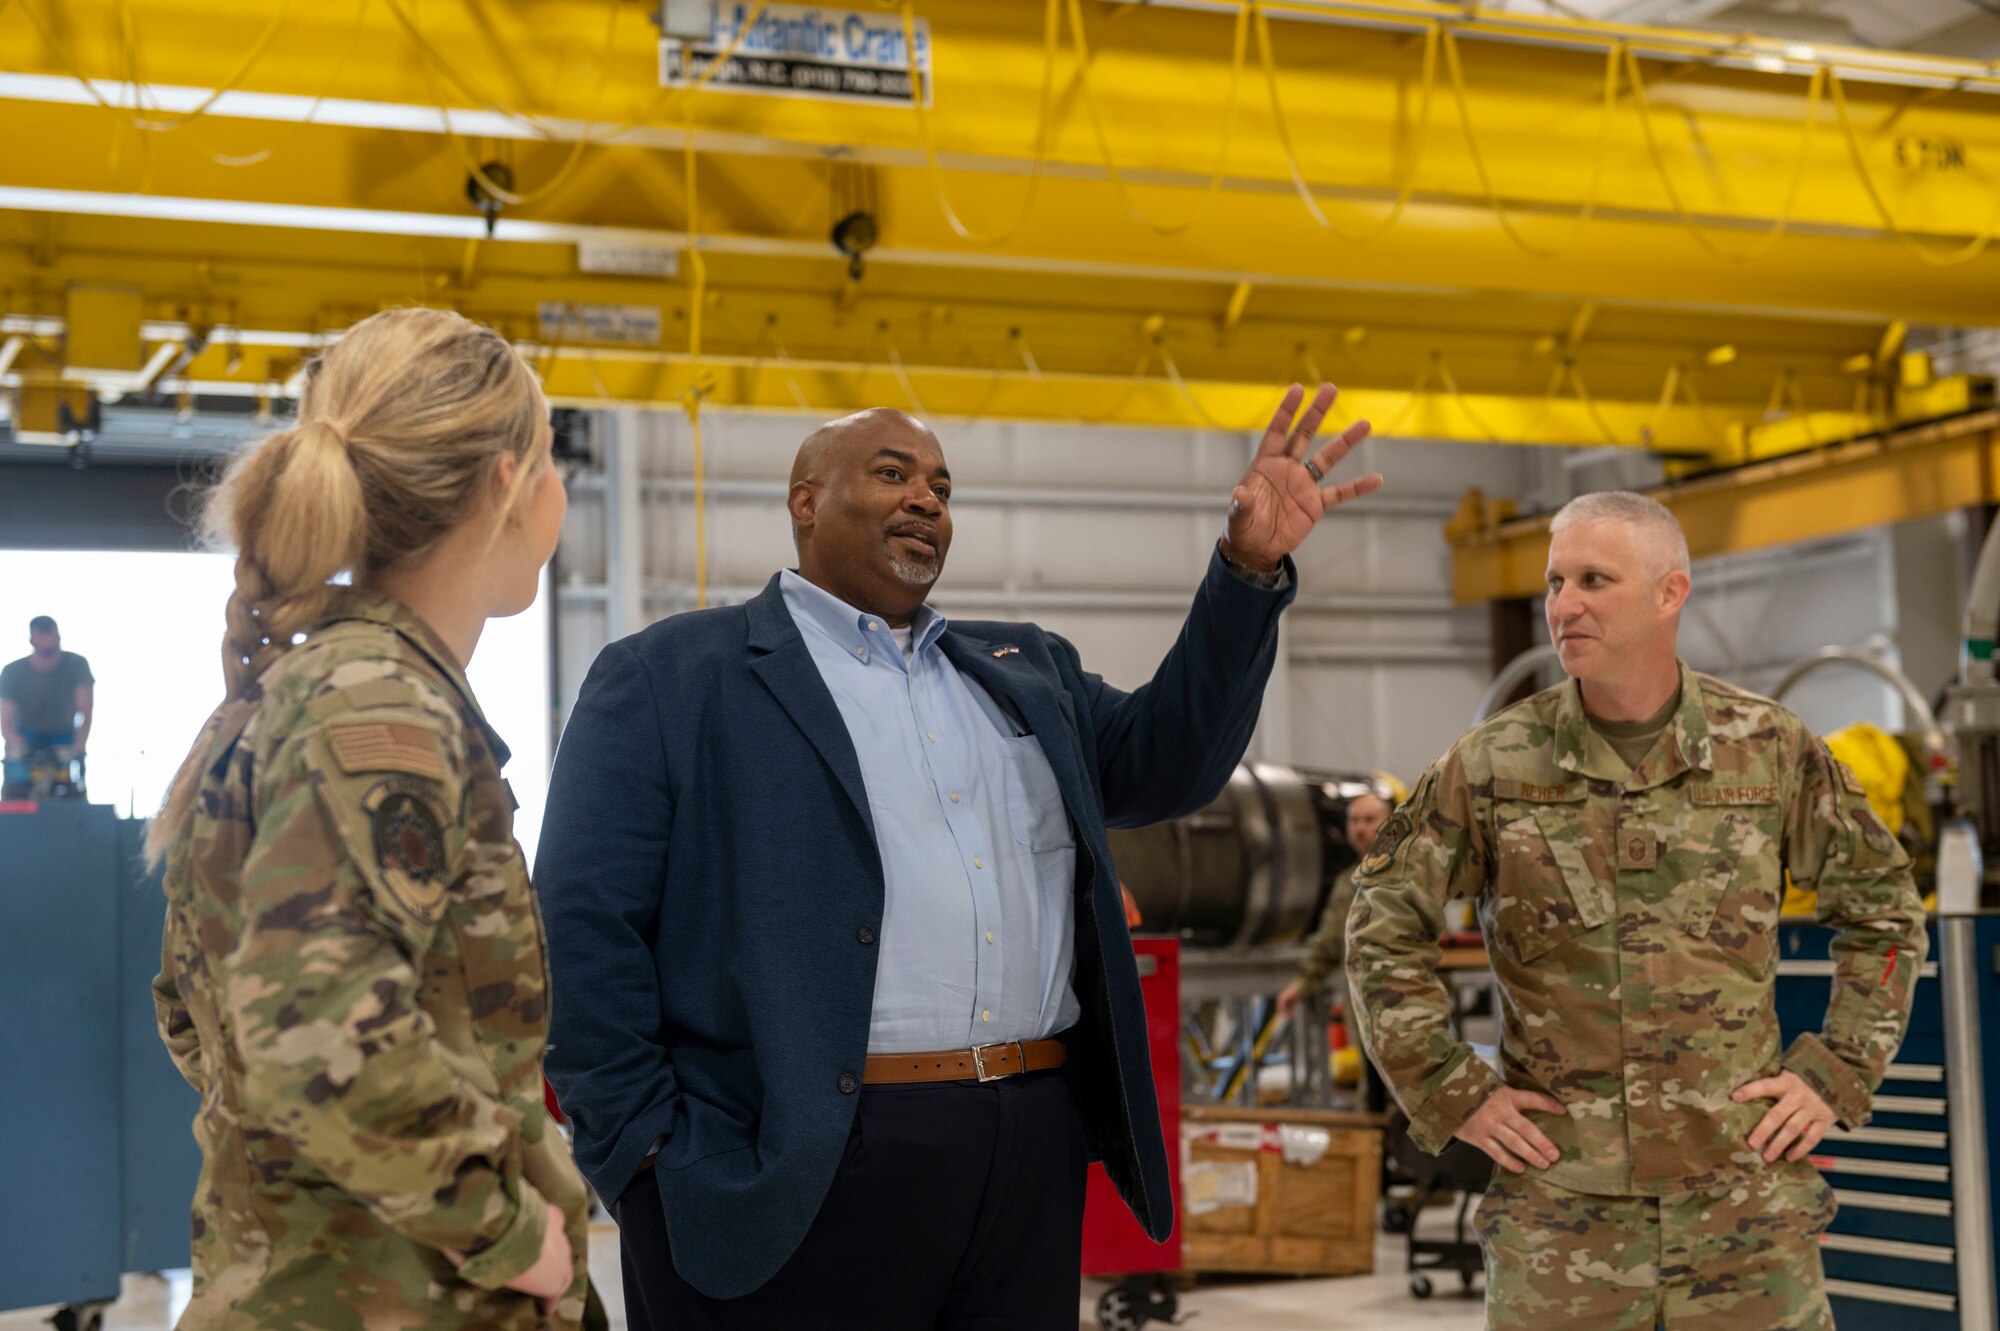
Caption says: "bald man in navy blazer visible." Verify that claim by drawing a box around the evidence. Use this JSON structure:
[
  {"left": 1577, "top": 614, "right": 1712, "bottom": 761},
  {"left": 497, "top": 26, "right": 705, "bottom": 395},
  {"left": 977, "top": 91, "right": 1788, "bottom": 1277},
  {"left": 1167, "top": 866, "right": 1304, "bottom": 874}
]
[{"left": 537, "top": 384, "right": 1385, "bottom": 1329}]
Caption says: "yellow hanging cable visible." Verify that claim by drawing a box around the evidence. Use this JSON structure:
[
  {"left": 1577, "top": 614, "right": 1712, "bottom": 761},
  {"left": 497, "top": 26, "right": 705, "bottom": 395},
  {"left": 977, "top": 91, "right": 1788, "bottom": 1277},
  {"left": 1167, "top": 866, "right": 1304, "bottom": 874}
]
[
  {"left": 681, "top": 80, "right": 710, "bottom": 610},
  {"left": 416, "top": 0, "right": 625, "bottom": 211},
  {"left": 769, "top": 338, "right": 822, "bottom": 412},
  {"left": 436, "top": 0, "right": 775, "bottom": 213},
  {"left": 1016, "top": 334, "right": 1154, "bottom": 425},
  {"left": 1410, "top": 36, "right": 1622, "bottom": 260},
  {"left": 1502, "top": 360, "right": 1570, "bottom": 445},
  {"left": 1062, "top": 0, "right": 1251, "bottom": 237},
  {"left": 886, "top": 341, "right": 935, "bottom": 418},
  {"left": 557, "top": 0, "right": 777, "bottom": 153},
  {"left": 1254, "top": 10, "right": 1440, "bottom": 244},
  {"left": 1574, "top": 41, "right": 1622, "bottom": 231},
  {"left": 16, "top": 0, "right": 143, "bottom": 119},
  {"left": 1430, "top": 352, "right": 1503, "bottom": 443},
  {"left": 1762, "top": 367, "right": 1788, "bottom": 419},
  {"left": 883, "top": 341, "right": 1006, "bottom": 437},
  {"left": 1296, "top": 348, "right": 1360, "bottom": 427},
  {"left": 1373, "top": 354, "right": 1437, "bottom": 437},
  {"left": 533, "top": 303, "right": 574, "bottom": 386},
  {"left": 1437, "top": 29, "right": 1558, "bottom": 260},
  {"left": 195, "top": 0, "right": 373, "bottom": 168},
  {"left": 116, "top": 0, "right": 143, "bottom": 114},
  {"left": 109, "top": 0, "right": 298, "bottom": 131},
  {"left": 379, "top": 0, "right": 563, "bottom": 134},
  {"left": 659, "top": 3, "right": 786, "bottom": 611},
  {"left": 1564, "top": 363, "right": 1623, "bottom": 445},
  {"left": 414, "top": 0, "right": 768, "bottom": 247},
  {"left": 1159, "top": 347, "right": 1273, "bottom": 432},
  {"left": 900, "top": 0, "right": 1063, "bottom": 245},
  {"left": 1826, "top": 67, "right": 2000, "bottom": 268},
  {"left": 1620, "top": 47, "right": 1825, "bottom": 264},
  {"left": 581, "top": 345, "right": 615, "bottom": 403}
]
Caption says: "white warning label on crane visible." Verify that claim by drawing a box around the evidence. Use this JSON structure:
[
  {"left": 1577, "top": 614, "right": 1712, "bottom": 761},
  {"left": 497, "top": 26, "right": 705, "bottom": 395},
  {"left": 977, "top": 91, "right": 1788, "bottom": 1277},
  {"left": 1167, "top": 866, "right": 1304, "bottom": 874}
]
[
  {"left": 538, "top": 302, "right": 662, "bottom": 347},
  {"left": 659, "top": 4, "right": 932, "bottom": 106}
]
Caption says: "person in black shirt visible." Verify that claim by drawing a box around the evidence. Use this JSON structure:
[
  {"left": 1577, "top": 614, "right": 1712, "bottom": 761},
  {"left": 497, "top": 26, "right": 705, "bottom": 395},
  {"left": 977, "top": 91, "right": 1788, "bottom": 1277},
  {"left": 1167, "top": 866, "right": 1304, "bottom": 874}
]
[{"left": 1, "top": 615, "right": 94, "bottom": 791}]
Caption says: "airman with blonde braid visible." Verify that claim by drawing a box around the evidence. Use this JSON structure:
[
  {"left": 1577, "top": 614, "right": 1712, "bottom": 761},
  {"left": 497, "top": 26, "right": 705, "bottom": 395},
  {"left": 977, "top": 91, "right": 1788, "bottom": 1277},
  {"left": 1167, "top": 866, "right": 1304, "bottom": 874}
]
[{"left": 148, "top": 307, "right": 589, "bottom": 1329}]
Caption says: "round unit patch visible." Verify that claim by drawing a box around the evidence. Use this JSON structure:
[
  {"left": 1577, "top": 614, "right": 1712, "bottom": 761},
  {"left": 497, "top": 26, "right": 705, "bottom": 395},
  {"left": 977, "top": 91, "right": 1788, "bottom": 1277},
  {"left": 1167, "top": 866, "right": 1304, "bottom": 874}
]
[
  {"left": 367, "top": 782, "right": 450, "bottom": 920},
  {"left": 1362, "top": 809, "right": 1413, "bottom": 875}
]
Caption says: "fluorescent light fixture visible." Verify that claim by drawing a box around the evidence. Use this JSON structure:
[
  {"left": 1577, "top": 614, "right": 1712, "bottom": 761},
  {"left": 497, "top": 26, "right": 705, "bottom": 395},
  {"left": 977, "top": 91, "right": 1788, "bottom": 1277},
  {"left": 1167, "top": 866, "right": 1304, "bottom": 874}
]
[
  {"left": 140, "top": 321, "right": 321, "bottom": 349},
  {"left": 1, "top": 317, "right": 63, "bottom": 337},
  {"left": 0, "top": 73, "right": 712, "bottom": 150},
  {"left": 1785, "top": 43, "right": 1817, "bottom": 63},
  {"left": 1752, "top": 54, "right": 1787, "bottom": 75},
  {"left": 0, "top": 185, "right": 689, "bottom": 248},
  {"left": 0, "top": 73, "right": 551, "bottom": 141}
]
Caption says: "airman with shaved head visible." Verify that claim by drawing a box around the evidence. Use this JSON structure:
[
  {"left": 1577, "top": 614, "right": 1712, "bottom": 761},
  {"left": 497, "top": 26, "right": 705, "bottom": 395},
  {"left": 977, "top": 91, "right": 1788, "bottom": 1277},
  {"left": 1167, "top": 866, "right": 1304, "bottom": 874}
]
[{"left": 1347, "top": 489, "right": 1924, "bottom": 1330}]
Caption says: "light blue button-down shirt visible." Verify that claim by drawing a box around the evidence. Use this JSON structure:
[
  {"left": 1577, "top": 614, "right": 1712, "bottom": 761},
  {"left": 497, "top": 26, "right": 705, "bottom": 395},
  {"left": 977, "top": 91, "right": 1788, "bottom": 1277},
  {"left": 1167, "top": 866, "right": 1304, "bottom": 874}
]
[{"left": 780, "top": 570, "right": 1081, "bottom": 1055}]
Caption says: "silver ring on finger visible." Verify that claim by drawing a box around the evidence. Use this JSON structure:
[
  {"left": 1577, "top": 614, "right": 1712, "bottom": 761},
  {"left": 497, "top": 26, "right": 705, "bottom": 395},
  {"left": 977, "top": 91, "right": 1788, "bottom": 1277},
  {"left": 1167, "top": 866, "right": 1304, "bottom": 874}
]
[{"left": 1303, "top": 457, "right": 1324, "bottom": 483}]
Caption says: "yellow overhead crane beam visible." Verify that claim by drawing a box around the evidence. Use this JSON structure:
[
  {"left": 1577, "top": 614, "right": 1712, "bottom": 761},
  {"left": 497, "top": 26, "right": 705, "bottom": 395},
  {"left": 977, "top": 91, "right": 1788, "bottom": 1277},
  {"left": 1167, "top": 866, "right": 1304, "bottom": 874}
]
[
  {"left": 1, "top": 0, "right": 1997, "bottom": 450},
  {"left": 8, "top": 0, "right": 2000, "bottom": 313},
  {"left": 1447, "top": 408, "right": 2000, "bottom": 604},
  {"left": 0, "top": 213, "right": 1889, "bottom": 445}
]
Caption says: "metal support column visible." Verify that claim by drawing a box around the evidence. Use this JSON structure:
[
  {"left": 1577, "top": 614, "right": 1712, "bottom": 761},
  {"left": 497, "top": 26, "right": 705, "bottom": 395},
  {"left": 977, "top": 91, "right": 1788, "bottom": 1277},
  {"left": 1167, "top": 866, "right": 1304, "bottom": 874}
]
[{"left": 1942, "top": 917, "right": 1996, "bottom": 1331}]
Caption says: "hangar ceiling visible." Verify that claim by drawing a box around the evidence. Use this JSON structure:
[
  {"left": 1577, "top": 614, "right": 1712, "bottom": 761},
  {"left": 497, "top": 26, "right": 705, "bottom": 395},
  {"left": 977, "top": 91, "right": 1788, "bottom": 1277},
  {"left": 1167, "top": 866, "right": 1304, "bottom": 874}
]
[{"left": 4, "top": 0, "right": 2000, "bottom": 463}]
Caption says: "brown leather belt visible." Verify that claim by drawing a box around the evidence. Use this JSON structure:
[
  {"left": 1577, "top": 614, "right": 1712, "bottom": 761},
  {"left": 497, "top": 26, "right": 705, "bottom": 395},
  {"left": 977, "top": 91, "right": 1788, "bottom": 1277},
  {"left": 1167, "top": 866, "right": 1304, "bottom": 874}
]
[{"left": 863, "top": 1038, "right": 1068, "bottom": 1085}]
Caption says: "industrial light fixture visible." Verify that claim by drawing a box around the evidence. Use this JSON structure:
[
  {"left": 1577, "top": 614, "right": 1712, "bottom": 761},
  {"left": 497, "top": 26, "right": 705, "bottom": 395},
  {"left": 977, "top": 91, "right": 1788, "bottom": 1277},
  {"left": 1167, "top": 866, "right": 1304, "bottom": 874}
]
[
  {"left": 831, "top": 210, "right": 878, "bottom": 281},
  {"left": 465, "top": 161, "right": 516, "bottom": 237}
]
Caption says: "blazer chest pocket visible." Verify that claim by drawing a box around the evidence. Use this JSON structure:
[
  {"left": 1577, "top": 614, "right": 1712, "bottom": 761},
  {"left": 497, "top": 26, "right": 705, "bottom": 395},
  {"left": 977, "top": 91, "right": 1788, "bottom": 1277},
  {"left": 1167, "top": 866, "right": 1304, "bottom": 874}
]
[{"left": 1490, "top": 786, "right": 1612, "bottom": 965}]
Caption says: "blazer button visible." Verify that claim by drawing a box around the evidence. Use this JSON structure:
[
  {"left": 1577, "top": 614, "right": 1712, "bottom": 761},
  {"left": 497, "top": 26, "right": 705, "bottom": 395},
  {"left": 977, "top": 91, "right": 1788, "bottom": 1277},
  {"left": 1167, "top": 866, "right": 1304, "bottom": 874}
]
[
  {"left": 857, "top": 925, "right": 877, "bottom": 945},
  {"left": 838, "top": 1073, "right": 859, "bottom": 1094}
]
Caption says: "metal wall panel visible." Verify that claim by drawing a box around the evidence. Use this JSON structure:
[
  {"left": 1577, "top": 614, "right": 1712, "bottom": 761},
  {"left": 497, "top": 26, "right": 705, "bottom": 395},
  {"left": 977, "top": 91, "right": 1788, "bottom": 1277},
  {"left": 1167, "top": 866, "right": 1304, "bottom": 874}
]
[{"left": 0, "top": 804, "right": 123, "bottom": 1308}]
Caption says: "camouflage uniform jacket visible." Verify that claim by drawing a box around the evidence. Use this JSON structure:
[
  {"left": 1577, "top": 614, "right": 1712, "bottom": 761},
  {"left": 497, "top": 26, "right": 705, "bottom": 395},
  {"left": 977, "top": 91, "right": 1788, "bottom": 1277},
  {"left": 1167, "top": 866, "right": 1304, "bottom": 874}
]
[
  {"left": 1346, "top": 661, "right": 1925, "bottom": 1196},
  {"left": 153, "top": 589, "right": 589, "bottom": 1328},
  {"left": 1293, "top": 868, "right": 1357, "bottom": 992}
]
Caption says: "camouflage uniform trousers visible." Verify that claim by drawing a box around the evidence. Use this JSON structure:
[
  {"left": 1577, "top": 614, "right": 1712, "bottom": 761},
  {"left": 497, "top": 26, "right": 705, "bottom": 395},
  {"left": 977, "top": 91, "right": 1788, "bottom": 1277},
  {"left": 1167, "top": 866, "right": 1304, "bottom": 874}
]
[{"left": 1475, "top": 1163, "right": 1837, "bottom": 1331}]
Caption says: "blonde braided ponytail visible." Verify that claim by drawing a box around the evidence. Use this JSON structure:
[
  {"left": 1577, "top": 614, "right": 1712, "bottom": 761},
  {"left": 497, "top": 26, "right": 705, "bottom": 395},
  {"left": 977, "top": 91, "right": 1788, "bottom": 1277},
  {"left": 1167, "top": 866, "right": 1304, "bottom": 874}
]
[{"left": 148, "top": 308, "right": 548, "bottom": 865}]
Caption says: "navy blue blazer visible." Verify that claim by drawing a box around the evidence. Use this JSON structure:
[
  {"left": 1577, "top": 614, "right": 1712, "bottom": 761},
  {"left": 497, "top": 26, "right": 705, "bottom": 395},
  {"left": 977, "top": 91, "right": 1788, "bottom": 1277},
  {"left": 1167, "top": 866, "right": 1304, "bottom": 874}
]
[{"left": 536, "top": 547, "right": 1296, "bottom": 1298}]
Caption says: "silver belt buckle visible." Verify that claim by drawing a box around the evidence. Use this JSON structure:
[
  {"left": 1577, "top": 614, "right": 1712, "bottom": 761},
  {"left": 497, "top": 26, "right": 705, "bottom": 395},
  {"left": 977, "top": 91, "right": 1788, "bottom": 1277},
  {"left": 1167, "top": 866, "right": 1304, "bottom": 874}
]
[{"left": 970, "top": 1041, "right": 1026, "bottom": 1083}]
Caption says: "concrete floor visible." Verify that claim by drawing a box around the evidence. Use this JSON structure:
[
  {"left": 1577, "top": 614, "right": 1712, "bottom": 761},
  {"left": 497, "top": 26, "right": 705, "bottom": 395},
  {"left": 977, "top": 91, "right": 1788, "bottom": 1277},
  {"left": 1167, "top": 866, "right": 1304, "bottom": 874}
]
[{"left": 0, "top": 1210, "right": 1487, "bottom": 1331}]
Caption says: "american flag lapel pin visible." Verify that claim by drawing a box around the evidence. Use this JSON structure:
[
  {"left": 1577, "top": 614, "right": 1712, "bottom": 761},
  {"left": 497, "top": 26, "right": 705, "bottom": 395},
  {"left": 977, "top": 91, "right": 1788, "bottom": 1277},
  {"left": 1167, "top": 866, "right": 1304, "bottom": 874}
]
[{"left": 992, "top": 645, "right": 1020, "bottom": 658}]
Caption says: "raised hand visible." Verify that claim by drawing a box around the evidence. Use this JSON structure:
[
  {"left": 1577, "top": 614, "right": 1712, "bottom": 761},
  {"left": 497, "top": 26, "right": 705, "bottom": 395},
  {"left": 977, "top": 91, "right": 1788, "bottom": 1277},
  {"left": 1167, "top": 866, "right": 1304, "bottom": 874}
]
[{"left": 1220, "top": 383, "right": 1383, "bottom": 572}]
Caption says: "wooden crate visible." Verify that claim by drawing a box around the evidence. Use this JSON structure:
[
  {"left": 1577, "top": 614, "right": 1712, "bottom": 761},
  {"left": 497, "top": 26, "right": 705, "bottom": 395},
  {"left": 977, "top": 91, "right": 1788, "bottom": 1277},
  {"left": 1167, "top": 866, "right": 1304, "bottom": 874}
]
[{"left": 1180, "top": 1105, "right": 1384, "bottom": 1277}]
